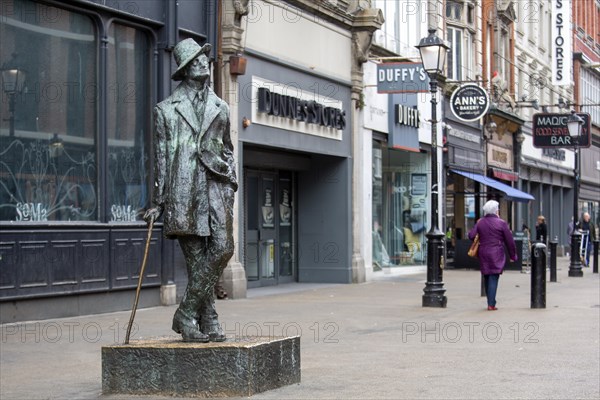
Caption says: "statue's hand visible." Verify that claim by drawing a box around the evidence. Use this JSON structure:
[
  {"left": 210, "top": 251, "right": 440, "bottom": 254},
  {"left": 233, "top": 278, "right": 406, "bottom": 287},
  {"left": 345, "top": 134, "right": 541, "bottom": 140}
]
[{"left": 144, "top": 206, "right": 163, "bottom": 224}]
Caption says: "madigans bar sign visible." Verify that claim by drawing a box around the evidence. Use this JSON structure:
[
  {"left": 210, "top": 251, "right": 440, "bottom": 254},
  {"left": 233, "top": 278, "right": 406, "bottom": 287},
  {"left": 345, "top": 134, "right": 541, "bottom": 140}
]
[{"left": 251, "top": 76, "right": 345, "bottom": 141}]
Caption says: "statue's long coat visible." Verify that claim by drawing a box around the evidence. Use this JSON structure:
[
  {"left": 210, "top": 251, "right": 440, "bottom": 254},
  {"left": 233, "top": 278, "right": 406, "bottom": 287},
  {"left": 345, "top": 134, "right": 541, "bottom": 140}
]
[{"left": 152, "top": 84, "right": 237, "bottom": 238}]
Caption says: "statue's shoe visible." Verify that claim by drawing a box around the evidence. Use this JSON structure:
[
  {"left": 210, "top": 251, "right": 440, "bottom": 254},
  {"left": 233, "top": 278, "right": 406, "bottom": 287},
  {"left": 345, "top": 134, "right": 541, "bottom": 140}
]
[
  {"left": 201, "top": 320, "right": 226, "bottom": 342},
  {"left": 173, "top": 317, "right": 209, "bottom": 343}
]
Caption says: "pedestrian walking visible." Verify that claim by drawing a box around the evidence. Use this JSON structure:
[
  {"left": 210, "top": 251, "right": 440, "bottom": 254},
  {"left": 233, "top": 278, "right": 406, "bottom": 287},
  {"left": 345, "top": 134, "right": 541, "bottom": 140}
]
[
  {"left": 521, "top": 224, "right": 531, "bottom": 273},
  {"left": 535, "top": 215, "right": 547, "bottom": 243},
  {"left": 468, "top": 200, "right": 518, "bottom": 310},
  {"left": 567, "top": 218, "right": 574, "bottom": 237},
  {"left": 579, "top": 212, "right": 597, "bottom": 267},
  {"left": 567, "top": 218, "right": 575, "bottom": 257}
]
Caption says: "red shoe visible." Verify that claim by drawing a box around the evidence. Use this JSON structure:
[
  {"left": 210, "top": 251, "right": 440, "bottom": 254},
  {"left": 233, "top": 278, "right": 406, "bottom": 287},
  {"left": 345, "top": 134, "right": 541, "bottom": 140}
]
[{"left": 487, "top": 306, "right": 498, "bottom": 311}]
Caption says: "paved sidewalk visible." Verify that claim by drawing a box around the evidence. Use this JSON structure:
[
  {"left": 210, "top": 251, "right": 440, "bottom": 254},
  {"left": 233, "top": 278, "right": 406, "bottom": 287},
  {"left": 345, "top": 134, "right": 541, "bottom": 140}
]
[{"left": 1, "top": 257, "right": 599, "bottom": 399}]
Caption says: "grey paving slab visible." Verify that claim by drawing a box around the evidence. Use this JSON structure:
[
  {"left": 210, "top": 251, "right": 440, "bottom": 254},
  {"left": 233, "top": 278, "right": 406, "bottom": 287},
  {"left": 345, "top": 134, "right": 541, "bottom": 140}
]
[{"left": 1, "top": 257, "right": 599, "bottom": 400}]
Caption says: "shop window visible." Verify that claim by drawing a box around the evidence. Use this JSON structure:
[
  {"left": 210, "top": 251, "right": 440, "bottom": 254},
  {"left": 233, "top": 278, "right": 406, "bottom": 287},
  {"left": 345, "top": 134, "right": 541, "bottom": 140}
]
[
  {"left": 372, "top": 143, "right": 428, "bottom": 267},
  {"left": 106, "top": 24, "right": 151, "bottom": 222},
  {"left": 0, "top": 1, "right": 98, "bottom": 221}
]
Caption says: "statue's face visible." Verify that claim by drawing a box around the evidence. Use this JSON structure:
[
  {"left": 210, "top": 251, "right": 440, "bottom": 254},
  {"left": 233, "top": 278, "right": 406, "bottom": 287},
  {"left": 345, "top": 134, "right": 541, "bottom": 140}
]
[{"left": 186, "top": 53, "right": 210, "bottom": 81}]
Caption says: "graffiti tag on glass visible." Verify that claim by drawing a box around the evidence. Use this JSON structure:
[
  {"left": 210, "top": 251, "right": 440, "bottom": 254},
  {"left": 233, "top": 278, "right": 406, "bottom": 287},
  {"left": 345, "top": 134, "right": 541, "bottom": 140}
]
[
  {"left": 16, "top": 203, "right": 48, "bottom": 221},
  {"left": 110, "top": 205, "right": 138, "bottom": 222}
]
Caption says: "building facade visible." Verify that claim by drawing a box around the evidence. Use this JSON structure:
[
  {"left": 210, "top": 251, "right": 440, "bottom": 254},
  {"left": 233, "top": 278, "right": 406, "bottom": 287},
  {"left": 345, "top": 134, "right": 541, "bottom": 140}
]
[
  {"left": 1, "top": 0, "right": 387, "bottom": 321},
  {"left": 442, "top": 0, "right": 484, "bottom": 265},
  {"left": 0, "top": 0, "right": 223, "bottom": 322},
  {"left": 217, "top": 0, "right": 383, "bottom": 294},
  {"left": 572, "top": 0, "right": 600, "bottom": 239},
  {"left": 512, "top": 0, "right": 576, "bottom": 251},
  {"left": 366, "top": 0, "right": 443, "bottom": 271},
  {"left": 232, "top": 1, "right": 350, "bottom": 288},
  {"left": 3, "top": 0, "right": 596, "bottom": 323}
]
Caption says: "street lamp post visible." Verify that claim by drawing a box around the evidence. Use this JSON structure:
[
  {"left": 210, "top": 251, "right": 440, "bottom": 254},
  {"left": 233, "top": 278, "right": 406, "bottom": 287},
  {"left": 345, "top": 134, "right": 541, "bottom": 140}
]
[
  {"left": 567, "top": 110, "right": 584, "bottom": 277},
  {"left": 416, "top": 29, "right": 449, "bottom": 307},
  {"left": 514, "top": 130, "right": 525, "bottom": 231}
]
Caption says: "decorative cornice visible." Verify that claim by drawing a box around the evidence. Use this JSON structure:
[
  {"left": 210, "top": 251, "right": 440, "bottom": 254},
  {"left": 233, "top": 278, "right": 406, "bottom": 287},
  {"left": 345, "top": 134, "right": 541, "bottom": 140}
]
[
  {"left": 285, "top": 0, "right": 354, "bottom": 28},
  {"left": 351, "top": 6, "right": 384, "bottom": 33},
  {"left": 496, "top": 0, "right": 517, "bottom": 26},
  {"left": 350, "top": 7, "right": 384, "bottom": 67}
]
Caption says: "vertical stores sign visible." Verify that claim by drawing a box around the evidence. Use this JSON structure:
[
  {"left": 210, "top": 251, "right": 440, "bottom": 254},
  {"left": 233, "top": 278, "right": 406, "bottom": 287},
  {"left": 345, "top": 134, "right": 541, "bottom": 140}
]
[{"left": 552, "top": 0, "right": 572, "bottom": 85}]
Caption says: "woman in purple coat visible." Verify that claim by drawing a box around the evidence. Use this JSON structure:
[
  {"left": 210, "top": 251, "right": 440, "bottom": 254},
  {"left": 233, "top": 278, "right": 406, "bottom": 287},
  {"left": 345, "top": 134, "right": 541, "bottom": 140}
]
[{"left": 468, "top": 200, "right": 518, "bottom": 310}]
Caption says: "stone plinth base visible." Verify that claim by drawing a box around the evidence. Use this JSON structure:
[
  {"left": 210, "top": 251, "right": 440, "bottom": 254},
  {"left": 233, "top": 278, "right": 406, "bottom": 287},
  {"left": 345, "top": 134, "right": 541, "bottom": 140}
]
[{"left": 102, "top": 335, "right": 300, "bottom": 397}]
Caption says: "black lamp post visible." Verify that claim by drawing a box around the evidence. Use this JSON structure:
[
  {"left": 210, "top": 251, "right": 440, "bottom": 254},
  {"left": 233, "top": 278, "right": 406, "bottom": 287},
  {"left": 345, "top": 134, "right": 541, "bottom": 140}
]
[
  {"left": 514, "top": 130, "right": 525, "bottom": 231},
  {"left": 1, "top": 57, "right": 27, "bottom": 137},
  {"left": 416, "top": 28, "right": 449, "bottom": 308},
  {"left": 567, "top": 110, "right": 584, "bottom": 277}
]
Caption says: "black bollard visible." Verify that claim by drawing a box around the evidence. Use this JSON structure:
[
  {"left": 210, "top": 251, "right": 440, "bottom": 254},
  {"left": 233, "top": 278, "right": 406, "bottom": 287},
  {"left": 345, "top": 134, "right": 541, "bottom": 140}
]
[
  {"left": 531, "top": 243, "right": 547, "bottom": 309},
  {"left": 594, "top": 240, "right": 599, "bottom": 274},
  {"left": 549, "top": 238, "right": 558, "bottom": 282}
]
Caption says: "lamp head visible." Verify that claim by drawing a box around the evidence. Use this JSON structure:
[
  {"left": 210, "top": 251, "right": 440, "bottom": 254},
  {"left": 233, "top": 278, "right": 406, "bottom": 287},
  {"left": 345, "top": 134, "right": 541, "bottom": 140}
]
[
  {"left": 515, "top": 131, "right": 525, "bottom": 144},
  {"left": 485, "top": 120, "right": 497, "bottom": 138},
  {"left": 566, "top": 110, "right": 584, "bottom": 139},
  {"left": 1, "top": 69, "right": 26, "bottom": 95},
  {"left": 416, "top": 29, "right": 450, "bottom": 78},
  {"left": 1, "top": 53, "right": 26, "bottom": 95},
  {"left": 49, "top": 133, "right": 64, "bottom": 158}
]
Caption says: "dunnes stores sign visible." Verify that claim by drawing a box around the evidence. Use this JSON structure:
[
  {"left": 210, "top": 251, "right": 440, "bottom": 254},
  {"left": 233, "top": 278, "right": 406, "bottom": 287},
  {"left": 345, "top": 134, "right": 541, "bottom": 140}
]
[
  {"left": 257, "top": 87, "right": 346, "bottom": 130},
  {"left": 250, "top": 76, "right": 345, "bottom": 141},
  {"left": 532, "top": 113, "right": 591, "bottom": 148},
  {"left": 449, "top": 84, "right": 490, "bottom": 122}
]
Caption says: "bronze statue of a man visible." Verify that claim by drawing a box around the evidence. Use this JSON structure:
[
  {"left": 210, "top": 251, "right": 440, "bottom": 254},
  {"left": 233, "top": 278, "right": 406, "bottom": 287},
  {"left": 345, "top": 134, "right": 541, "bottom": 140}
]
[{"left": 144, "top": 39, "right": 237, "bottom": 342}]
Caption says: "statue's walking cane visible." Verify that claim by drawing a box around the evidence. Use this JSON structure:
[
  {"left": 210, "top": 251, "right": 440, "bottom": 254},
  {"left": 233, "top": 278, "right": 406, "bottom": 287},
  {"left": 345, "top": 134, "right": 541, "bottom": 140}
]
[{"left": 124, "top": 215, "right": 155, "bottom": 344}]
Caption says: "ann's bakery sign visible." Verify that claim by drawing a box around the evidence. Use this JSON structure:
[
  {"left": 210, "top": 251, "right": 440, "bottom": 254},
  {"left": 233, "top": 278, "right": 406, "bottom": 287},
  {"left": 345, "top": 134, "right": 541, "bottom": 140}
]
[
  {"left": 450, "top": 84, "right": 490, "bottom": 122},
  {"left": 251, "top": 77, "right": 346, "bottom": 141}
]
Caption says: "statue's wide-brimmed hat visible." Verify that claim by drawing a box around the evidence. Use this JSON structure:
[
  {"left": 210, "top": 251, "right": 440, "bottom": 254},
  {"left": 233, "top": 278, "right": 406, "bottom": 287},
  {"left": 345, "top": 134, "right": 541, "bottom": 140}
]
[{"left": 172, "top": 38, "right": 212, "bottom": 81}]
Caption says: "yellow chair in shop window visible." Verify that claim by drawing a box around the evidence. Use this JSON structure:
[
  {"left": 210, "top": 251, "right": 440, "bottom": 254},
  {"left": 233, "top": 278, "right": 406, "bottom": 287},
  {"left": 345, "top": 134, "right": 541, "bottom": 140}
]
[{"left": 403, "top": 227, "right": 423, "bottom": 263}]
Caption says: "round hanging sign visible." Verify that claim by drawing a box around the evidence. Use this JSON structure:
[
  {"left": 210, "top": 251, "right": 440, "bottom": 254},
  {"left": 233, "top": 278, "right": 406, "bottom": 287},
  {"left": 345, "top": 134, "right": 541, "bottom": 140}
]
[{"left": 449, "top": 84, "right": 490, "bottom": 122}]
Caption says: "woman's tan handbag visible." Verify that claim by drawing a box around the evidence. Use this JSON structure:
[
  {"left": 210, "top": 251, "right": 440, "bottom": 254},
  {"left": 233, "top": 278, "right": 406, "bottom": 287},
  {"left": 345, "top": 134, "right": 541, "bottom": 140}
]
[{"left": 468, "top": 234, "right": 480, "bottom": 258}]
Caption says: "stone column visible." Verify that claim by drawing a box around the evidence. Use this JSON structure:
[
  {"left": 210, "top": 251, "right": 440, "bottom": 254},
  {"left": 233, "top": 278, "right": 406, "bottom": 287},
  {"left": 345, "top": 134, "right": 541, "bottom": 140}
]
[
  {"left": 349, "top": 6, "right": 384, "bottom": 283},
  {"left": 218, "top": 0, "right": 250, "bottom": 298}
]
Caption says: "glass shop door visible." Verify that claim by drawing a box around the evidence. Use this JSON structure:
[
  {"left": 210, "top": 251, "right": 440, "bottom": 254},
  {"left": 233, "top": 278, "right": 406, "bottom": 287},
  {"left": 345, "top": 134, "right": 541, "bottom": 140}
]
[{"left": 244, "top": 170, "right": 296, "bottom": 287}]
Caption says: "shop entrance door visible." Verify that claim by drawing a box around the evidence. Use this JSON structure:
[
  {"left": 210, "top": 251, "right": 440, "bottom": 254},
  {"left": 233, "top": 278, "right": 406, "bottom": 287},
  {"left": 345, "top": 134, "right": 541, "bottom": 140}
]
[{"left": 244, "top": 170, "right": 296, "bottom": 287}]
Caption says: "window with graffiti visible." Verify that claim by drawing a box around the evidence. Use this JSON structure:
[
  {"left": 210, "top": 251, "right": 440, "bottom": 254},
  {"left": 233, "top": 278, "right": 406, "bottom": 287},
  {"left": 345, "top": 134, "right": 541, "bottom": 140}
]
[
  {"left": 0, "top": 2, "right": 151, "bottom": 222},
  {"left": 106, "top": 23, "right": 151, "bottom": 222},
  {"left": 0, "top": 3, "right": 98, "bottom": 221}
]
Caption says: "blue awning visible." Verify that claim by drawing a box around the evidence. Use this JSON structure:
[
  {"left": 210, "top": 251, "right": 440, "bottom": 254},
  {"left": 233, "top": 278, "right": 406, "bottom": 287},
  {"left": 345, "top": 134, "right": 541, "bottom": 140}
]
[{"left": 450, "top": 169, "right": 535, "bottom": 203}]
